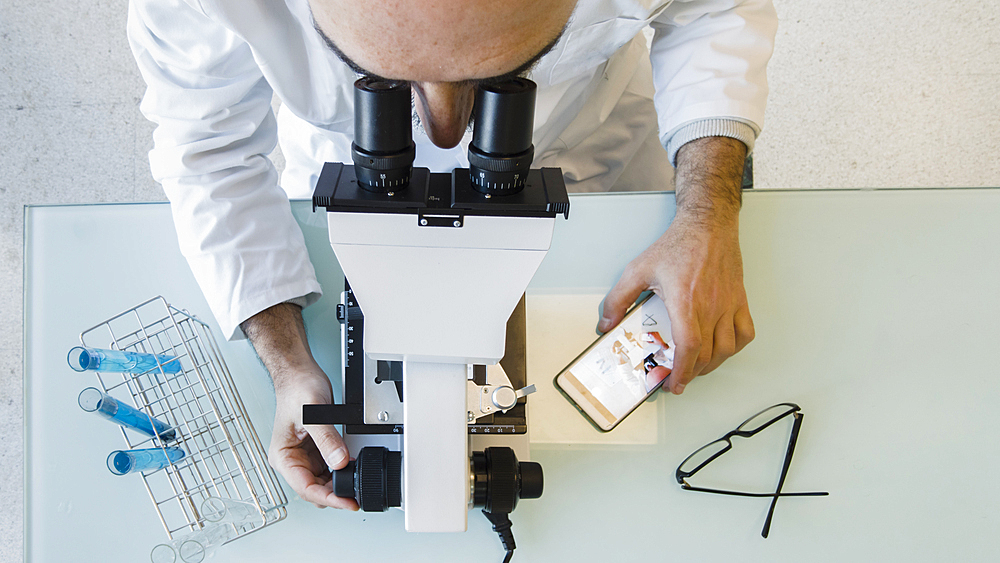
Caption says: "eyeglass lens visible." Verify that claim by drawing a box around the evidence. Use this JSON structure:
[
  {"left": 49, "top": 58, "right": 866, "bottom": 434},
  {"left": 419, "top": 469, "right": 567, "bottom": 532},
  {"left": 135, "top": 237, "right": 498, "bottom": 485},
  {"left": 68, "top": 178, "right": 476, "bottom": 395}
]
[
  {"left": 737, "top": 403, "right": 798, "bottom": 434},
  {"left": 678, "top": 439, "right": 729, "bottom": 476}
]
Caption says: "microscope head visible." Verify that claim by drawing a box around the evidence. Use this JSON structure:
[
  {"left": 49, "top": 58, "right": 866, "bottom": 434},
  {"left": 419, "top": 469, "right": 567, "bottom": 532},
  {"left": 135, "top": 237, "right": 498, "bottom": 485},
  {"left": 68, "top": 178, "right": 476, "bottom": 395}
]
[{"left": 315, "top": 75, "right": 568, "bottom": 364}]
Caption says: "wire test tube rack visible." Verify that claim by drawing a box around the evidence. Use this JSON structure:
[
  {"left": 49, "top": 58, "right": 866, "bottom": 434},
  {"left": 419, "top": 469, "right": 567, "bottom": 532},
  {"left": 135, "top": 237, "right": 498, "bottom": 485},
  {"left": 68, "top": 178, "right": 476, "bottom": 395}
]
[{"left": 78, "top": 296, "right": 287, "bottom": 543}]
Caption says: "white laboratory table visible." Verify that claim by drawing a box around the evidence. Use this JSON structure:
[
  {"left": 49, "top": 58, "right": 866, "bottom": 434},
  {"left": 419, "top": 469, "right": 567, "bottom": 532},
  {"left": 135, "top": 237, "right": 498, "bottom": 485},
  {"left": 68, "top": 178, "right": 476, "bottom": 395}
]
[{"left": 24, "top": 189, "right": 1000, "bottom": 562}]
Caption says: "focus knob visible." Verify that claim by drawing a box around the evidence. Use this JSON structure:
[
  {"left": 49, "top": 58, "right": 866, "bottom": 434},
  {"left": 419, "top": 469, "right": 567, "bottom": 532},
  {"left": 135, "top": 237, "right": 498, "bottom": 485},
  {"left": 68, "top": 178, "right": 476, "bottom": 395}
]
[{"left": 333, "top": 446, "right": 402, "bottom": 512}]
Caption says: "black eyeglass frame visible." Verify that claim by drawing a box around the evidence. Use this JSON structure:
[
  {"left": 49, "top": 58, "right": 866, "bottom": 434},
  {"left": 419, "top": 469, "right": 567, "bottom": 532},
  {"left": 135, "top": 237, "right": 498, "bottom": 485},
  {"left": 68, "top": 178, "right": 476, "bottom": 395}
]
[{"left": 675, "top": 402, "right": 829, "bottom": 538}]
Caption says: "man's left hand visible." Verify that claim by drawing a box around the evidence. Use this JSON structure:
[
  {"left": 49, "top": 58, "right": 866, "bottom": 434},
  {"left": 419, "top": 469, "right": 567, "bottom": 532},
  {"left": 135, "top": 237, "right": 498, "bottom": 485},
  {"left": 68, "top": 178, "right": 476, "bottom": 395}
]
[
  {"left": 598, "top": 136, "right": 755, "bottom": 395},
  {"left": 598, "top": 213, "right": 754, "bottom": 394}
]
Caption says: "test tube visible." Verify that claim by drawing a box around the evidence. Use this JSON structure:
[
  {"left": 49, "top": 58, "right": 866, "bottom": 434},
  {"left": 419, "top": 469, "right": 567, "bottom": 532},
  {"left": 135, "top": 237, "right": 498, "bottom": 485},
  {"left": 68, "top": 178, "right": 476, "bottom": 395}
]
[
  {"left": 78, "top": 387, "right": 176, "bottom": 441},
  {"left": 68, "top": 346, "right": 182, "bottom": 374},
  {"left": 149, "top": 544, "right": 177, "bottom": 563},
  {"left": 150, "top": 524, "right": 234, "bottom": 563},
  {"left": 107, "top": 447, "right": 185, "bottom": 475},
  {"left": 201, "top": 497, "right": 262, "bottom": 525}
]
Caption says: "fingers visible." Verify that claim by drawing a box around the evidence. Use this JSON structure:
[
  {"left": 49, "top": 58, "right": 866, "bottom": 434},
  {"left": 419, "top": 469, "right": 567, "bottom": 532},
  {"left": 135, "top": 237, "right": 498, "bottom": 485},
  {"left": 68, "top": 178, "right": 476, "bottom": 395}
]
[
  {"left": 665, "top": 303, "right": 700, "bottom": 395},
  {"left": 665, "top": 305, "right": 754, "bottom": 393},
  {"left": 733, "top": 304, "right": 755, "bottom": 353},
  {"left": 598, "top": 262, "right": 648, "bottom": 333},
  {"left": 701, "top": 315, "right": 737, "bottom": 375},
  {"left": 272, "top": 446, "right": 359, "bottom": 511},
  {"left": 268, "top": 404, "right": 356, "bottom": 510},
  {"left": 701, "top": 304, "right": 754, "bottom": 374},
  {"left": 305, "top": 424, "right": 350, "bottom": 471}
]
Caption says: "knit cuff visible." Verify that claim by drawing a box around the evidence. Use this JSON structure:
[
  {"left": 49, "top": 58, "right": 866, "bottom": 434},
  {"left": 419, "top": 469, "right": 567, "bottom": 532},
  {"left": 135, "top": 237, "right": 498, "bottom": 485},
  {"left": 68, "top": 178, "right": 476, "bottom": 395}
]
[
  {"left": 284, "top": 294, "right": 313, "bottom": 310},
  {"left": 665, "top": 119, "right": 758, "bottom": 167}
]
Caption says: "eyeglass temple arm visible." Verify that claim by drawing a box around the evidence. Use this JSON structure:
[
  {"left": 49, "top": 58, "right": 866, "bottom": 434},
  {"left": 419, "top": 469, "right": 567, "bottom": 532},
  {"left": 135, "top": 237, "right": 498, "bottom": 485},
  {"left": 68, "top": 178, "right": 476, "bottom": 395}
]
[
  {"left": 680, "top": 483, "right": 828, "bottom": 498},
  {"left": 761, "top": 412, "right": 805, "bottom": 538}
]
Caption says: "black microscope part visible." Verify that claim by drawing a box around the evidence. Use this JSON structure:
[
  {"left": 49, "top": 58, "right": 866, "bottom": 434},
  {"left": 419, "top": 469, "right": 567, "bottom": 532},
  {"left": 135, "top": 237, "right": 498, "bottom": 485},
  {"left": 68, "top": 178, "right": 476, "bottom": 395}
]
[
  {"left": 469, "top": 78, "right": 537, "bottom": 195},
  {"left": 334, "top": 446, "right": 542, "bottom": 562},
  {"left": 313, "top": 162, "right": 569, "bottom": 220},
  {"left": 314, "top": 76, "right": 568, "bottom": 219},
  {"left": 333, "top": 446, "right": 402, "bottom": 511},
  {"left": 518, "top": 462, "right": 543, "bottom": 501},
  {"left": 351, "top": 77, "right": 416, "bottom": 192},
  {"left": 338, "top": 446, "right": 542, "bottom": 514},
  {"left": 471, "top": 79, "right": 536, "bottom": 155},
  {"left": 482, "top": 509, "right": 516, "bottom": 563},
  {"left": 333, "top": 460, "right": 356, "bottom": 498},
  {"left": 473, "top": 447, "right": 544, "bottom": 514},
  {"left": 473, "top": 447, "right": 542, "bottom": 562}
]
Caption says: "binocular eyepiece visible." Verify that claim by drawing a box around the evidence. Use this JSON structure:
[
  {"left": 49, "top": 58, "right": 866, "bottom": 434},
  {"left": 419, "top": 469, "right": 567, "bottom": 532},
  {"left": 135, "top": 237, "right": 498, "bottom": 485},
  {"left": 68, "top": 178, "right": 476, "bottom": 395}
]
[
  {"left": 468, "top": 78, "right": 536, "bottom": 194},
  {"left": 351, "top": 77, "right": 537, "bottom": 195},
  {"left": 351, "top": 78, "right": 416, "bottom": 191}
]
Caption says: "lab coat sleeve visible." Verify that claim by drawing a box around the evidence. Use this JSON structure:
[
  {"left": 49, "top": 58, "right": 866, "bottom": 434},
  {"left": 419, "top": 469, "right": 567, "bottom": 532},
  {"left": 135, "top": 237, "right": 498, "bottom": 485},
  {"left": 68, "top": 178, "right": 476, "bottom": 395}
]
[
  {"left": 650, "top": 0, "right": 778, "bottom": 162},
  {"left": 127, "top": 0, "right": 321, "bottom": 340}
]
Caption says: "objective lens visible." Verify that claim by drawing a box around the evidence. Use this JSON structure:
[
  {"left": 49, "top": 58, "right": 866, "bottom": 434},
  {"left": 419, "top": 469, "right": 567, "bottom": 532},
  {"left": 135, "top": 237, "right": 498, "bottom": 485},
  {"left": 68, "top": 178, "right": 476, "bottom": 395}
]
[
  {"left": 352, "top": 78, "right": 416, "bottom": 192},
  {"left": 469, "top": 78, "right": 537, "bottom": 195}
]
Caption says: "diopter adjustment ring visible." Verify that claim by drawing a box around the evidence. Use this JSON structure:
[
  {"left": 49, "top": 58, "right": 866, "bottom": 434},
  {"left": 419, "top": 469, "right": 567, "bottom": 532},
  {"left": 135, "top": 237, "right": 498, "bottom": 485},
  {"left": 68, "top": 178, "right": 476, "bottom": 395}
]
[
  {"left": 351, "top": 142, "right": 416, "bottom": 171},
  {"left": 485, "top": 447, "right": 518, "bottom": 514},
  {"left": 468, "top": 145, "right": 534, "bottom": 174}
]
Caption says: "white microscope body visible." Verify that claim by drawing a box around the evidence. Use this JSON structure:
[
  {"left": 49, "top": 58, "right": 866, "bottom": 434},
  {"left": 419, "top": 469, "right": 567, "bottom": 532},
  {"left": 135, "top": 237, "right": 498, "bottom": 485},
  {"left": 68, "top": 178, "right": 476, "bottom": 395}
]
[
  {"left": 308, "top": 77, "right": 567, "bottom": 538},
  {"left": 328, "top": 211, "right": 555, "bottom": 532}
]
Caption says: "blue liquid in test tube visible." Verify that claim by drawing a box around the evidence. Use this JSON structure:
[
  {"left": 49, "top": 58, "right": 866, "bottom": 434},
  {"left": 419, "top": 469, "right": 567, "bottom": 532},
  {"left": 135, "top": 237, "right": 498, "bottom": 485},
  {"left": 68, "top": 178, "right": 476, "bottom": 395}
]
[
  {"left": 78, "top": 387, "right": 176, "bottom": 441},
  {"left": 68, "top": 346, "right": 182, "bottom": 374},
  {"left": 107, "top": 447, "right": 186, "bottom": 475}
]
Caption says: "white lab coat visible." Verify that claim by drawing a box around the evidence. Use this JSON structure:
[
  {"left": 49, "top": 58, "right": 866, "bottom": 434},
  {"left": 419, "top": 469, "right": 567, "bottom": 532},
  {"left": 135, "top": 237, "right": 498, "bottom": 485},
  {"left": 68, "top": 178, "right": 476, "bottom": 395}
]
[{"left": 127, "top": 0, "right": 777, "bottom": 339}]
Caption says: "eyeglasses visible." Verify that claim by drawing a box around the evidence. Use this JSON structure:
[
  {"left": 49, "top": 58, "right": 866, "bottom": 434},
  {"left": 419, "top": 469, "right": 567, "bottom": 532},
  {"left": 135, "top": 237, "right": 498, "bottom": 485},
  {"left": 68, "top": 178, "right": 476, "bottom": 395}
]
[{"left": 675, "top": 402, "right": 829, "bottom": 538}]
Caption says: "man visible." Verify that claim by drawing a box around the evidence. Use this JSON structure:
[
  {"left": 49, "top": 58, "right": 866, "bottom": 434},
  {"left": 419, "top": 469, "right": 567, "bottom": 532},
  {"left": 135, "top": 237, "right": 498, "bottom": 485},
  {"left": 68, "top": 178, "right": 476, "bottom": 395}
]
[{"left": 128, "top": 0, "right": 776, "bottom": 510}]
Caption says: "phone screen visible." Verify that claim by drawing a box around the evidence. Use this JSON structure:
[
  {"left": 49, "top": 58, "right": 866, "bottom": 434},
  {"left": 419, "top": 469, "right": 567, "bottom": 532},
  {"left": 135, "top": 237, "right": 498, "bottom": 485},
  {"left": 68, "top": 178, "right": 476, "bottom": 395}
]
[{"left": 555, "top": 295, "right": 673, "bottom": 431}]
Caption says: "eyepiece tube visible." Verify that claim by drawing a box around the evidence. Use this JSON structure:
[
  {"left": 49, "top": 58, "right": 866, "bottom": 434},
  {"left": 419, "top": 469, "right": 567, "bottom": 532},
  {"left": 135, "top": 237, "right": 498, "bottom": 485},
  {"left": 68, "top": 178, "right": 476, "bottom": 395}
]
[
  {"left": 352, "top": 78, "right": 415, "bottom": 192},
  {"left": 469, "top": 78, "right": 536, "bottom": 195}
]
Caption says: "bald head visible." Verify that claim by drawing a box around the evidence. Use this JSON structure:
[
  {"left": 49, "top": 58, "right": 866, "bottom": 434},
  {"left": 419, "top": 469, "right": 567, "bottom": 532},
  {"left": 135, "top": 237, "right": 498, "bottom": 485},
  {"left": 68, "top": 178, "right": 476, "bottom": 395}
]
[
  {"left": 310, "top": 0, "right": 575, "bottom": 82},
  {"left": 310, "top": 0, "right": 576, "bottom": 148}
]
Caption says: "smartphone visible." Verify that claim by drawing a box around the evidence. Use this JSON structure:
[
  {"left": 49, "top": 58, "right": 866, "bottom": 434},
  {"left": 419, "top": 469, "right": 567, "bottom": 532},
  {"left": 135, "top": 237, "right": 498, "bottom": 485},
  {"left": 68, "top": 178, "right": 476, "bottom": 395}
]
[{"left": 554, "top": 293, "right": 674, "bottom": 432}]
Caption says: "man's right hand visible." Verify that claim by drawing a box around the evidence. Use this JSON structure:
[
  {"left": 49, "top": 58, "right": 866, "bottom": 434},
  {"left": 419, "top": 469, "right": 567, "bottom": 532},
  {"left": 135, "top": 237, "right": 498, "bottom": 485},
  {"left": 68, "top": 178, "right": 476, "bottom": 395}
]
[
  {"left": 269, "top": 367, "right": 358, "bottom": 510},
  {"left": 242, "top": 302, "right": 358, "bottom": 510}
]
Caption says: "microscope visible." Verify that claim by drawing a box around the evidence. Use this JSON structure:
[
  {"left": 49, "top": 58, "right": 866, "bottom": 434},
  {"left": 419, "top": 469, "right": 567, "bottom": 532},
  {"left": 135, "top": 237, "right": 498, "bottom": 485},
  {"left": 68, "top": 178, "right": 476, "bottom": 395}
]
[{"left": 307, "top": 77, "right": 568, "bottom": 559}]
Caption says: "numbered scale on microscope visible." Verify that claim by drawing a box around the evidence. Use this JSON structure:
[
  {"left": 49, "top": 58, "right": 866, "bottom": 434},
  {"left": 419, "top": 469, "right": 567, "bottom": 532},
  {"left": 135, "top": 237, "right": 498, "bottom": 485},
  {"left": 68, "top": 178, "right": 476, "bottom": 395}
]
[{"left": 471, "top": 171, "right": 524, "bottom": 194}]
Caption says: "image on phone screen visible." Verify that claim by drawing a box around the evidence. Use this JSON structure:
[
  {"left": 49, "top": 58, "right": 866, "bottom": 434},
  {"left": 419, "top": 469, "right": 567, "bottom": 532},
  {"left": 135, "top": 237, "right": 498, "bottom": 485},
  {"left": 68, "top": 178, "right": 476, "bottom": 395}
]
[{"left": 555, "top": 294, "right": 674, "bottom": 431}]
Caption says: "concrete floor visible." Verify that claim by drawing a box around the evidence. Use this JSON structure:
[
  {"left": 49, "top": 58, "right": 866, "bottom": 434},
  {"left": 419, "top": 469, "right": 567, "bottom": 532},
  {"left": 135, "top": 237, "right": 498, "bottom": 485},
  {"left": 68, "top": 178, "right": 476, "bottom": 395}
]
[{"left": 2, "top": 0, "right": 999, "bottom": 561}]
